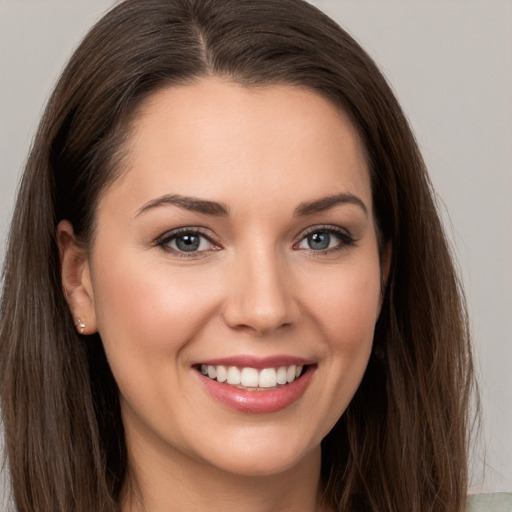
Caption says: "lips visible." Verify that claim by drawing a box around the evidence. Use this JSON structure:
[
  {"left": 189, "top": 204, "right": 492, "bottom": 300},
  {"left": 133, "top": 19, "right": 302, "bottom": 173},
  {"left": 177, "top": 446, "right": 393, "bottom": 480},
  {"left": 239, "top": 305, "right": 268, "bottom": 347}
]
[{"left": 193, "top": 356, "right": 315, "bottom": 413}]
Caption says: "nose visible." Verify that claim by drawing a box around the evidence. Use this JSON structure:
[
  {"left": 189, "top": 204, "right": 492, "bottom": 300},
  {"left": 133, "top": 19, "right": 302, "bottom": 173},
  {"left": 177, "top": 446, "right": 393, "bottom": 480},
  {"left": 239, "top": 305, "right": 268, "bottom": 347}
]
[{"left": 222, "top": 246, "right": 299, "bottom": 336}]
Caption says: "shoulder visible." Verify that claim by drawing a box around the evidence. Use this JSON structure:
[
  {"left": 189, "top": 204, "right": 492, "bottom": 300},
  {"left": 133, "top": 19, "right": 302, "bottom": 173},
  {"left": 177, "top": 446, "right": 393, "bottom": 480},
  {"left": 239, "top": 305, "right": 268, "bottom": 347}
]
[{"left": 467, "top": 493, "right": 512, "bottom": 512}]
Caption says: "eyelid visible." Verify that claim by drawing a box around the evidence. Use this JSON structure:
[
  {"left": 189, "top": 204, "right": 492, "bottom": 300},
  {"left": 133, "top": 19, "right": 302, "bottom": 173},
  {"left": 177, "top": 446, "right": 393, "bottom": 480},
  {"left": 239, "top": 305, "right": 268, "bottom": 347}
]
[
  {"left": 294, "top": 224, "right": 357, "bottom": 252},
  {"left": 154, "top": 227, "right": 221, "bottom": 257},
  {"left": 153, "top": 224, "right": 356, "bottom": 257}
]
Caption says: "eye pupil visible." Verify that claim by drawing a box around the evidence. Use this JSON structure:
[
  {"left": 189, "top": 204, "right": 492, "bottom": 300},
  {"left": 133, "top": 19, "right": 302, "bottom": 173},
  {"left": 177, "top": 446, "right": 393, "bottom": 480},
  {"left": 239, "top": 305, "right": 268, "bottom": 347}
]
[
  {"left": 308, "top": 232, "right": 330, "bottom": 250},
  {"left": 176, "top": 234, "right": 200, "bottom": 252}
]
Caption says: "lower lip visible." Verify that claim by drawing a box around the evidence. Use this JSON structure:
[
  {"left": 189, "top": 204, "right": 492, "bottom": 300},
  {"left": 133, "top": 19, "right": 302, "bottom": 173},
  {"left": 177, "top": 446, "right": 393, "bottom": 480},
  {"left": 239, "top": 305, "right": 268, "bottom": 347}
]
[{"left": 197, "top": 366, "right": 315, "bottom": 414}]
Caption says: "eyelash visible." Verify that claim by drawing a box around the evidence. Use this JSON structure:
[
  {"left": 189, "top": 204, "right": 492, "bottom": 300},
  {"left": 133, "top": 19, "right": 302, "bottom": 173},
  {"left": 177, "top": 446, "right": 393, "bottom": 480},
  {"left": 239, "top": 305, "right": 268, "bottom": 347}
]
[
  {"left": 155, "top": 227, "right": 220, "bottom": 259},
  {"left": 294, "top": 225, "right": 357, "bottom": 255},
  {"left": 155, "top": 225, "right": 357, "bottom": 258}
]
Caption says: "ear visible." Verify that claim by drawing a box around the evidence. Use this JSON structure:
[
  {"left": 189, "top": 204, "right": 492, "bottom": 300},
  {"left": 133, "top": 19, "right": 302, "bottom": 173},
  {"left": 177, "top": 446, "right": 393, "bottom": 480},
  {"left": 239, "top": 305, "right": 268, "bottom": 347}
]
[{"left": 57, "top": 220, "right": 97, "bottom": 335}]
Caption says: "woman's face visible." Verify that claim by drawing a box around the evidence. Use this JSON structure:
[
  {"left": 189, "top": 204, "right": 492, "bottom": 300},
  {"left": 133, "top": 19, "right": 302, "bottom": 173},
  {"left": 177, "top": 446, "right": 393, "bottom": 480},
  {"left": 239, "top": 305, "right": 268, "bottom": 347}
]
[{"left": 66, "top": 79, "right": 387, "bottom": 479}]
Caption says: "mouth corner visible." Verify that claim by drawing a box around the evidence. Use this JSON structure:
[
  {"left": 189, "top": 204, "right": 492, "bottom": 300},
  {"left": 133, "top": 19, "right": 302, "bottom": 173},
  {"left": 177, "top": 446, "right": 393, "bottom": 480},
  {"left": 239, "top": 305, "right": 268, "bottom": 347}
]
[{"left": 195, "top": 359, "right": 315, "bottom": 413}]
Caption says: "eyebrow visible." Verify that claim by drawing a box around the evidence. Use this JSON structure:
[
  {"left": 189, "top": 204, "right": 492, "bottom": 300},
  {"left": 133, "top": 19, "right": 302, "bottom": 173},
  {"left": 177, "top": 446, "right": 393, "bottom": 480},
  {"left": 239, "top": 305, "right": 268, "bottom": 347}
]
[
  {"left": 135, "top": 192, "right": 367, "bottom": 218},
  {"left": 294, "top": 193, "right": 368, "bottom": 217},
  {"left": 136, "top": 194, "right": 230, "bottom": 217}
]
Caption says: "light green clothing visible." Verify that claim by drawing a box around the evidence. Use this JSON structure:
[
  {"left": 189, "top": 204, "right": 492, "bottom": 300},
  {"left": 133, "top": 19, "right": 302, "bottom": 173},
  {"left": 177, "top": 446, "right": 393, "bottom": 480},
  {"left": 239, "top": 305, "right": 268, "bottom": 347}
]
[{"left": 467, "top": 493, "right": 512, "bottom": 512}]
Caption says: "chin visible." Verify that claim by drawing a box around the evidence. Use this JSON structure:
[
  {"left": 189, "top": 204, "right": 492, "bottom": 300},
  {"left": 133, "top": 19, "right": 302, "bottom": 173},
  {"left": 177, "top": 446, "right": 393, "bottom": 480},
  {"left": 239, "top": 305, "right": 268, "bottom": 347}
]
[{"left": 193, "top": 429, "right": 322, "bottom": 478}]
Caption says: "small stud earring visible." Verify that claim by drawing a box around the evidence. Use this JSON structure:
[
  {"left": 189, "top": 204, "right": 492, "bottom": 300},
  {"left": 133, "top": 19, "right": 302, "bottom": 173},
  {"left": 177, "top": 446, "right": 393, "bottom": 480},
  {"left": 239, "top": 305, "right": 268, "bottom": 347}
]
[{"left": 75, "top": 318, "right": 86, "bottom": 334}]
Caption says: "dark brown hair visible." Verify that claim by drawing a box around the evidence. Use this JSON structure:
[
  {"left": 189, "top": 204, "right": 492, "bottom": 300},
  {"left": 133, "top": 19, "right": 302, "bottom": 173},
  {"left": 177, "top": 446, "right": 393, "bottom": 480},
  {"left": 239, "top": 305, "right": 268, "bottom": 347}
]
[{"left": 0, "top": 1, "right": 474, "bottom": 511}]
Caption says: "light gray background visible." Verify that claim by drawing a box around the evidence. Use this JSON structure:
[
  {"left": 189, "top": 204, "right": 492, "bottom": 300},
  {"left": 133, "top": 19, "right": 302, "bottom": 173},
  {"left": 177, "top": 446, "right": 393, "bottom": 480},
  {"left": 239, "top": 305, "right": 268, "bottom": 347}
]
[{"left": 0, "top": 0, "right": 511, "bottom": 504}]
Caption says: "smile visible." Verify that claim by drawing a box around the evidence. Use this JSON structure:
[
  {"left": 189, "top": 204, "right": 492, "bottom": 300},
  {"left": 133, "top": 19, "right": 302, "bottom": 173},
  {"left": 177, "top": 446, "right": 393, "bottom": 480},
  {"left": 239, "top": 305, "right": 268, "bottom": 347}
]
[
  {"left": 194, "top": 358, "right": 315, "bottom": 414},
  {"left": 199, "top": 364, "right": 304, "bottom": 390}
]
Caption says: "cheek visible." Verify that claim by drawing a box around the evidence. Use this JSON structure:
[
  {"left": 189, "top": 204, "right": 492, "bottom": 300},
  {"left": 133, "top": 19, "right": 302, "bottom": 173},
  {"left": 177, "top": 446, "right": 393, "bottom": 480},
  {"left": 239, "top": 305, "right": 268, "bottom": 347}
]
[
  {"left": 90, "top": 249, "right": 221, "bottom": 363},
  {"left": 304, "top": 260, "right": 382, "bottom": 348},
  {"left": 300, "top": 258, "right": 381, "bottom": 420}
]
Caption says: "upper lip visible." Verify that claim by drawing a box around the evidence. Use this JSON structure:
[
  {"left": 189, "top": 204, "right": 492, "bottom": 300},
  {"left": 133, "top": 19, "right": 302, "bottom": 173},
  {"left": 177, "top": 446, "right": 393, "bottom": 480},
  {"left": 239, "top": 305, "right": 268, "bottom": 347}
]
[{"left": 193, "top": 355, "right": 314, "bottom": 369}]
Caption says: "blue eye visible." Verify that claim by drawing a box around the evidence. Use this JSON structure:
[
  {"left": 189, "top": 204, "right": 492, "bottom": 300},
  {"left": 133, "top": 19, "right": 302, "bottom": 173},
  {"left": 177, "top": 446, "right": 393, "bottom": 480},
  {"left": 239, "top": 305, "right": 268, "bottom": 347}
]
[
  {"left": 306, "top": 232, "right": 331, "bottom": 250},
  {"left": 172, "top": 233, "right": 203, "bottom": 252},
  {"left": 297, "top": 227, "right": 355, "bottom": 252},
  {"left": 157, "top": 229, "right": 216, "bottom": 255}
]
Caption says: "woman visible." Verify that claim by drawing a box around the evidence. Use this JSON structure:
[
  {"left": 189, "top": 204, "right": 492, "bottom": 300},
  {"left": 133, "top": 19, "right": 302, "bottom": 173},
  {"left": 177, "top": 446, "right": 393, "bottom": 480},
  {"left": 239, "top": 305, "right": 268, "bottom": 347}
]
[{"left": 0, "top": 0, "right": 477, "bottom": 511}]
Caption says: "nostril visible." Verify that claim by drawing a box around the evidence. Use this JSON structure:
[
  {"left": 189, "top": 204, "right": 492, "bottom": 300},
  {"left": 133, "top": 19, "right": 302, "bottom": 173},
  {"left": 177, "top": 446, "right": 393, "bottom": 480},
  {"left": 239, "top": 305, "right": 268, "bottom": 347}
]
[
  {"left": 222, "top": 305, "right": 296, "bottom": 336},
  {"left": 221, "top": 264, "right": 299, "bottom": 335}
]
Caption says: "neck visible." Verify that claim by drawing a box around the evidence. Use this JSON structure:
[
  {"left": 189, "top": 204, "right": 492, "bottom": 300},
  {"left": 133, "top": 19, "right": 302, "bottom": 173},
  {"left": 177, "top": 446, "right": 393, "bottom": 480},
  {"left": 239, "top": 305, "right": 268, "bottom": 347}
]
[{"left": 121, "top": 437, "right": 330, "bottom": 512}]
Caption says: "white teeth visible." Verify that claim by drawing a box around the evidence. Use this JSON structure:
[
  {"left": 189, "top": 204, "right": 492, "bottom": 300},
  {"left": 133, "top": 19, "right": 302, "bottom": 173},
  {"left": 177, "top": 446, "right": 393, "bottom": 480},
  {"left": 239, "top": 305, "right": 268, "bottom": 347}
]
[
  {"left": 200, "top": 363, "right": 307, "bottom": 388},
  {"left": 258, "top": 368, "right": 277, "bottom": 388},
  {"left": 216, "top": 365, "right": 227, "bottom": 383},
  {"left": 276, "top": 366, "right": 287, "bottom": 385},
  {"left": 226, "top": 366, "right": 241, "bottom": 385},
  {"left": 241, "top": 367, "right": 259, "bottom": 387}
]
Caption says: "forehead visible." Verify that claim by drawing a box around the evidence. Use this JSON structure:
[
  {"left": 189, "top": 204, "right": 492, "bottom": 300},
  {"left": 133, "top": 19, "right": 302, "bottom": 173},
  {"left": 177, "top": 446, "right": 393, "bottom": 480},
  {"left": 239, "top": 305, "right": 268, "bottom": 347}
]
[{"left": 101, "top": 78, "right": 372, "bottom": 217}]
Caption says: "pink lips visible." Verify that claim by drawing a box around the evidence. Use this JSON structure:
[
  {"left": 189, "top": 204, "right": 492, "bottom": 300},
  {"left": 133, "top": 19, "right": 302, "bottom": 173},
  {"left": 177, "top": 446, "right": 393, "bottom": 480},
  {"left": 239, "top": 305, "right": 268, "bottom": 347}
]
[
  {"left": 197, "top": 355, "right": 314, "bottom": 369},
  {"left": 194, "top": 355, "right": 315, "bottom": 414}
]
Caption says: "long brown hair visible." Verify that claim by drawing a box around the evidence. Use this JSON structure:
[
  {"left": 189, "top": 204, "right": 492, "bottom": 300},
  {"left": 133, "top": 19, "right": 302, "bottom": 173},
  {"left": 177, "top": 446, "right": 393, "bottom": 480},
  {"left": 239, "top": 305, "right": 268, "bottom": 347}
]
[{"left": 0, "top": 1, "right": 474, "bottom": 511}]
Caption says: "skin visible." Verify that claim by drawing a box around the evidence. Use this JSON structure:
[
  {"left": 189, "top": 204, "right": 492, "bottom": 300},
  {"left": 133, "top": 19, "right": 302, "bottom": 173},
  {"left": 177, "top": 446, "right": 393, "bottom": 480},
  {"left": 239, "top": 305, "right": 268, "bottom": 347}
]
[{"left": 59, "top": 78, "right": 390, "bottom": 512}]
